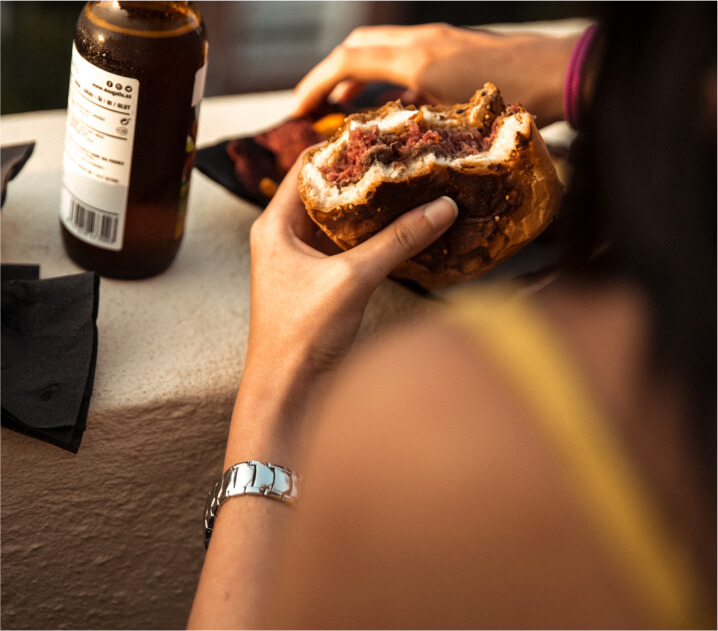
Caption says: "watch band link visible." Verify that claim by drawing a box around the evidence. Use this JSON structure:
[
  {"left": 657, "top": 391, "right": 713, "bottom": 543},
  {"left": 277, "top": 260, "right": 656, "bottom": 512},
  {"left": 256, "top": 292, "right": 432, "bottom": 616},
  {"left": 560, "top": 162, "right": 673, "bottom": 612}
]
[{"left": 204, "top": 460, "right": 300, "bottom": 548}]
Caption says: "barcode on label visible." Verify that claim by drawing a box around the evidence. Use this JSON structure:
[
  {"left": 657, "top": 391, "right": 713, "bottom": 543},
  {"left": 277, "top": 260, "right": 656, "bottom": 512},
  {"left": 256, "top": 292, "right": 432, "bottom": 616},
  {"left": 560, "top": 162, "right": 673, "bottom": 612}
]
[{"left": 67, "top": 198, "right": 119, "bottom": 244}]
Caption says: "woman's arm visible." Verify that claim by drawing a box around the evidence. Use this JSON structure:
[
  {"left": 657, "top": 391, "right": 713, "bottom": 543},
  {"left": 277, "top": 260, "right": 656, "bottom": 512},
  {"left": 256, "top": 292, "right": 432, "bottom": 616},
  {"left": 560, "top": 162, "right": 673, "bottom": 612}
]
[
  {"left": 187, "top": 158, "right": 458, "bottom": 629},
  {"left": 291, "top": 23, "right": 580, "bottom": 126}
]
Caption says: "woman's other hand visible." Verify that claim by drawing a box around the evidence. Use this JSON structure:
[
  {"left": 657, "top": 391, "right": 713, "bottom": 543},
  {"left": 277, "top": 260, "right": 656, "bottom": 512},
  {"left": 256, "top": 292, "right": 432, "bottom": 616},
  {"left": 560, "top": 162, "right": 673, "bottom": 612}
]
[{"left": 291, "top": 23, "right": 580, "bottom": 126}]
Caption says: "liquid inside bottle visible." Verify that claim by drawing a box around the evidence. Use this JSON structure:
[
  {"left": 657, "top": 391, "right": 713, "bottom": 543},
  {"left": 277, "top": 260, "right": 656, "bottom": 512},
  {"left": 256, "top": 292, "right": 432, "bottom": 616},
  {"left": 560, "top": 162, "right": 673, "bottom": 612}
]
[{"left": 60, "top": 1, "right": 208, "bottom": 279}]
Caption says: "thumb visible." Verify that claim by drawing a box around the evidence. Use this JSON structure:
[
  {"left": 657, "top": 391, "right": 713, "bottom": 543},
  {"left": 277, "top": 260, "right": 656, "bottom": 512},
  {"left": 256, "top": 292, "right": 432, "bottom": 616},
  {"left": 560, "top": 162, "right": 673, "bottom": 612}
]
[{"left": 348, "top": 196, "right": 458, "bottom": 283}]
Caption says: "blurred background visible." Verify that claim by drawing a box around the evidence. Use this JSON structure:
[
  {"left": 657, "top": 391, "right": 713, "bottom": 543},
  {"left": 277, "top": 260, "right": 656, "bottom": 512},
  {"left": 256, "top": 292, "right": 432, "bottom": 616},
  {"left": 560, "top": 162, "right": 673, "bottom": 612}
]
[{"left": 1, "top": 1, "right": 596, "bottom": 115}]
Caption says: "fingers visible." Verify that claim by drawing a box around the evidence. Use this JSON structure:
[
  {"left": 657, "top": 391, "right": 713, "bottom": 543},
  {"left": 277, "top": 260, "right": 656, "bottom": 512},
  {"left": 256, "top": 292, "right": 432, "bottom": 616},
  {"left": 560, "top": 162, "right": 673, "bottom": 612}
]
[
  {"left": 290, "top": 53, "right": 347, "bottom": 116},
  {"left": 259, "top": 156, "right": 458, "bottom": 291},
  {"left": 291, "top": 44, "right": 420, "bottom": 117},
  {"left": 291, "top": 23, "right": 467, "bottom": 116},
  {"left": 347, "top": 197, "right": 458, "bottom": 285}
]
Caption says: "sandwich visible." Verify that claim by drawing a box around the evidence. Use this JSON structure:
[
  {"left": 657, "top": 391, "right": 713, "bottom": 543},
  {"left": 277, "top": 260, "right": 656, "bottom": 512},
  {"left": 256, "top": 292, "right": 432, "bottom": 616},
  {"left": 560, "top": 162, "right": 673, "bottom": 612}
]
[{"left": 298, "top": 83, "right": 562, "bottom": 289}]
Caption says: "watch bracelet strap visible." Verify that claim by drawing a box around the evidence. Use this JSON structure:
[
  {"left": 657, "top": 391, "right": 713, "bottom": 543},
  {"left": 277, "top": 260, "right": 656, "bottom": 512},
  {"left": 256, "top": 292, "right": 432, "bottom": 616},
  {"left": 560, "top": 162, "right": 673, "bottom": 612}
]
[{"left": 204, "top": 460, "right": 300, "bottom": 548}]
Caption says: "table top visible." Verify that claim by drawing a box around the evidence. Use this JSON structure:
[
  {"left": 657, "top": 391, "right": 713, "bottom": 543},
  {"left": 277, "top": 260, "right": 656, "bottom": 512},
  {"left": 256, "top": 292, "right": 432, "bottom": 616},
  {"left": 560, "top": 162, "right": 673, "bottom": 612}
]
[{"left": 0, "top": 17, "right": 586, "bottom": 450}]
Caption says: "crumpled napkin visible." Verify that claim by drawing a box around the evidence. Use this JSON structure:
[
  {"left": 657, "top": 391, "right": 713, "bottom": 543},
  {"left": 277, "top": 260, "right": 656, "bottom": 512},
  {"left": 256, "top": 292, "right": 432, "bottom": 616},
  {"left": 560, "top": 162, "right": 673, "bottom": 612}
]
[{"left": 1, "top": 265, "right": 100, "bottom": 453}]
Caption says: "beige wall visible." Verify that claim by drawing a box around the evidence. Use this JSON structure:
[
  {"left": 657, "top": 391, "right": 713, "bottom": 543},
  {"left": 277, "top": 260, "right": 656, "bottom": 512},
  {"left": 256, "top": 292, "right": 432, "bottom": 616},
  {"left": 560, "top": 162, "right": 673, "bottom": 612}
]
[{"left": 1, "top": 397, "right": 233, "bottom": 630}]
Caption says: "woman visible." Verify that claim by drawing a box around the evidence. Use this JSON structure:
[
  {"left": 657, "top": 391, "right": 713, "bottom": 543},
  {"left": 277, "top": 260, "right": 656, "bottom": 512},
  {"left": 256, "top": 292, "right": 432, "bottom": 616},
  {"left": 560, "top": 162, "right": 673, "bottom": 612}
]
[{"left": 189, "top": 4, "right": 716, "bottom": 628}]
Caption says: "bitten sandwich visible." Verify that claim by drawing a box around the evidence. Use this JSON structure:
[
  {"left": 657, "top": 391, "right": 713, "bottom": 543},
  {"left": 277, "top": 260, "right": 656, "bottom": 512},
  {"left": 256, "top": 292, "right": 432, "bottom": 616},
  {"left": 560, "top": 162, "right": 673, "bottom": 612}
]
[{"left": 298, "top": 83, "right": 562, "bottom": 289}]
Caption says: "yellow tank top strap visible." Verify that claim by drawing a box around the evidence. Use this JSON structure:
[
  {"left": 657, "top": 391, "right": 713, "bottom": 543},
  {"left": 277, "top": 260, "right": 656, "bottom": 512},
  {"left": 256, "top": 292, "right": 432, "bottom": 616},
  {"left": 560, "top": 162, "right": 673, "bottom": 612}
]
[{"left": 445, "top": 283, "right": 708, "bottom": 629}]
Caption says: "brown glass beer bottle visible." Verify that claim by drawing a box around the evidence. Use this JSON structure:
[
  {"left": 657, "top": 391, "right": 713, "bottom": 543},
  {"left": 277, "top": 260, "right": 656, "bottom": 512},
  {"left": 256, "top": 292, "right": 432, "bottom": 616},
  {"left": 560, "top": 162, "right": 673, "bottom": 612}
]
[{"left": 60, "top": 1, "right": 209, "bottom": 279}]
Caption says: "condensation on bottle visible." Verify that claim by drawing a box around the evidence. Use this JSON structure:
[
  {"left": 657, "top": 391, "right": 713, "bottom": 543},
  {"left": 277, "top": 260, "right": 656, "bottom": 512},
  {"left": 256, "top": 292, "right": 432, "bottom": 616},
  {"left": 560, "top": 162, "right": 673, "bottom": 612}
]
[{"left": 59, "top": 1, "right": 209, "bottom": 279}]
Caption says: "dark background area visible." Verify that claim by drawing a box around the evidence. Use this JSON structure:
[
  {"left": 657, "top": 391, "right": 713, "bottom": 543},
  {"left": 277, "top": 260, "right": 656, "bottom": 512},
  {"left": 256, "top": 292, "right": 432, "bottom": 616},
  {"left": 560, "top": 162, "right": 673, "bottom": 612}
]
[{"left": 1, "top": 1, "right": 597, "bottom": 115}]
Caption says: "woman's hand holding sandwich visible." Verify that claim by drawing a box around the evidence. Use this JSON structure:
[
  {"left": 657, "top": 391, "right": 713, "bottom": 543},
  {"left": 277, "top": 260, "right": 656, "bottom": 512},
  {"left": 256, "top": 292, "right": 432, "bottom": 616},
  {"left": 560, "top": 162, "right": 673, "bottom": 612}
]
[{"left": 222, "top": 157, "right": 457, "bottom": 475}]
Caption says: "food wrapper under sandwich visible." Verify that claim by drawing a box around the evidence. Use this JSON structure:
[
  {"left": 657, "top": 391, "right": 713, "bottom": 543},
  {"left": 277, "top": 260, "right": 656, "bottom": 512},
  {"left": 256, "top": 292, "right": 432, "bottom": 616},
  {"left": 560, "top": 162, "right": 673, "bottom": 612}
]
[{"left": 298, "top": 83, "right": 563, "bottom": 290}]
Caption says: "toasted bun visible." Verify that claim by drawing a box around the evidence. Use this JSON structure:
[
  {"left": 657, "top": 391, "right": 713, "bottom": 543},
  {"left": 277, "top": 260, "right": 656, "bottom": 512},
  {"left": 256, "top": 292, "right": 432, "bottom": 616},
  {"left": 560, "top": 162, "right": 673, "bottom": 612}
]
[{"left": 298, "top": 83, "right": 562, "bottom": 289}]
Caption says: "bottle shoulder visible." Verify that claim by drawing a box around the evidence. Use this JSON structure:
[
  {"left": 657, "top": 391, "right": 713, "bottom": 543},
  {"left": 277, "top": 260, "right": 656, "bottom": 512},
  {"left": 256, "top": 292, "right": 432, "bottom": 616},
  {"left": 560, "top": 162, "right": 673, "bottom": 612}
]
[
  {"left": 74, "top": 2, "right": 207, "bottom": 77},
  {"left": 82, "top": 2, "right": 204, "bottom": 38}
]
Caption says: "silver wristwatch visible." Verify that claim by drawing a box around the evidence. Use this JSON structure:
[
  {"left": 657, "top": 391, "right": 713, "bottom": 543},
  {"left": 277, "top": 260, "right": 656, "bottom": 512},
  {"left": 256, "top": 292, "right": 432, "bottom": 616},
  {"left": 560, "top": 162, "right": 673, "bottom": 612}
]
[{"left": 204, "top": 460, "right": 300, "bottom": 548}]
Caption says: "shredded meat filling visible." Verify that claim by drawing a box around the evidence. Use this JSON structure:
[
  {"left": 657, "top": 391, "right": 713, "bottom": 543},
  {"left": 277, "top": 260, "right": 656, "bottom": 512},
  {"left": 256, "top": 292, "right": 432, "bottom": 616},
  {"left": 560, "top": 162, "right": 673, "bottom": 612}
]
[{"left": 321, "top": 119, "right": 494, "bottom": 186}]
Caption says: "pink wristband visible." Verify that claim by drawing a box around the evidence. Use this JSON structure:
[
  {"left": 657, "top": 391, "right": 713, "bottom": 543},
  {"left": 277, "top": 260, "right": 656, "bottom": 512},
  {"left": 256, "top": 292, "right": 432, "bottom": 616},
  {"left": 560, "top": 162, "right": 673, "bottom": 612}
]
[{"left": 563, "top": 25, "right": 599, "bottom": 128}]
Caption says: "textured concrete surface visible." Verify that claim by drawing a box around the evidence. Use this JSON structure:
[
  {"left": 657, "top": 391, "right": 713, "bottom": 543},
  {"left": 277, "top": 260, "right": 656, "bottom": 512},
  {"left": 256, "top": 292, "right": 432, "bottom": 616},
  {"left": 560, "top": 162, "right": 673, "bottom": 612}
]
[{"left": 1, "top": 92, "right": 431, "bottom": 630}]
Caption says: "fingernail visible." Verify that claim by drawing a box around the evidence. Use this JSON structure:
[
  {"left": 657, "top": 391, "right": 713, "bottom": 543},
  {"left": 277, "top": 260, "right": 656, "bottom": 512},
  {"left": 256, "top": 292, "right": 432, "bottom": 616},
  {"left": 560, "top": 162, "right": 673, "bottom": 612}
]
[{"left": 423, "top": 196, "right": 458, "bottom": 231}]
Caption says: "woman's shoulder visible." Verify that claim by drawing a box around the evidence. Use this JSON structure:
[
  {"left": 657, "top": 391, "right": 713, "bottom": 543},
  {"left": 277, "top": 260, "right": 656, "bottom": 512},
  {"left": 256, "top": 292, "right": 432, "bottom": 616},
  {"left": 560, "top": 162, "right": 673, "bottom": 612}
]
[
  {"left": 276, "top": 281, "right": 664, "bottom": 628},
  {"left": 275, "top": 279, "right": 713, "bottom": 629}
]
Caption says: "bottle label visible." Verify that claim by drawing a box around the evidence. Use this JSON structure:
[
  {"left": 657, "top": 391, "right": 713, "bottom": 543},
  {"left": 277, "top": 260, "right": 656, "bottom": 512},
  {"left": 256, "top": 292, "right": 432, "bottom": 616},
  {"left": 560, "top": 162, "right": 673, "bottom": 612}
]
[{"left": 60, "top": 43, "right": 140, "bottom": 251}]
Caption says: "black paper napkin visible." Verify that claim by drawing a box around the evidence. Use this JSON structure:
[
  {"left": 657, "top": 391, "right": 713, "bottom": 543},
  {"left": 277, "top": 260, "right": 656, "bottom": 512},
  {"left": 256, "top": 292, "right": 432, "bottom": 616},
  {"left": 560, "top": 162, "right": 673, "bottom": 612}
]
[
  {"left": 1, "top": 265, "right": 100, "bottom": 453},
  {"left": 1, "top": 142, "right": 35, "bottom": 208}
]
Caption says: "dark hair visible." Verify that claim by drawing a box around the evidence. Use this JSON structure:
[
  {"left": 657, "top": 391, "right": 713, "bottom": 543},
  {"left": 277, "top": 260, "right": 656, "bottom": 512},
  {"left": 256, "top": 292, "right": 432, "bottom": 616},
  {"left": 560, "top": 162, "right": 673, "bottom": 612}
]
[{"left": 560, "top": 2, "right": 716, "bottom": 469}]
